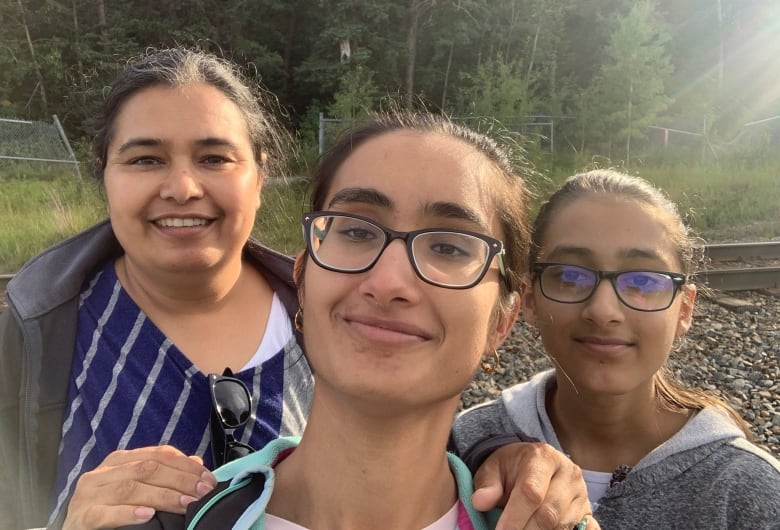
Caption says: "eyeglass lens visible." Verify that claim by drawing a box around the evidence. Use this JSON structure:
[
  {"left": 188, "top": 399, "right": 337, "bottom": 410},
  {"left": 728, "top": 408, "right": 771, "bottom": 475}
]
[
  {"left": 308, "top": 214, "right": 492, "bottom": 287},
  {"left": 540, "top": 264, "right": 677, "bottom": 311}
]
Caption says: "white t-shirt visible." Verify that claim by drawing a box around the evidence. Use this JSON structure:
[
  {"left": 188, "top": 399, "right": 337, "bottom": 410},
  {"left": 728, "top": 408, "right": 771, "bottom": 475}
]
[
  {"left": 265, "top": 501, "right": 460, "bottom": 530},
  {"left": 240, "top": 293, "right": 293, "bottom": 371}
]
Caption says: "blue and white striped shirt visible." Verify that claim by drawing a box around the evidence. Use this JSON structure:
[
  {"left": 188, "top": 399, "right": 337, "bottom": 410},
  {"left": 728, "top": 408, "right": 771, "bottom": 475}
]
[{"left": 49, "top": 263, "right": 312, "bottom": 523}]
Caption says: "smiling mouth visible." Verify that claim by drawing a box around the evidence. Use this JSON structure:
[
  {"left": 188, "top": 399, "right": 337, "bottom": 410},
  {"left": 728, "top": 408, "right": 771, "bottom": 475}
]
[
  {"left": 155, "top": 218, "right": 211, "bottom": 228},
  {"left": 345, "top": 316, "right": 431, "bottom": 346}
]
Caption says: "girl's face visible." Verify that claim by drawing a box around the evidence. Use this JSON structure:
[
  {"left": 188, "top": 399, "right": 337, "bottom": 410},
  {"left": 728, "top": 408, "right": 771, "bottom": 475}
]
[
  {"left": 103, "top": 83, "right": 262, "bottom": 277},
  {"left": 300, "top": 131, "right": 517, "bottom": 412},
  {"left": 521, "top": 195, "right": 696, "bottom": 397}
]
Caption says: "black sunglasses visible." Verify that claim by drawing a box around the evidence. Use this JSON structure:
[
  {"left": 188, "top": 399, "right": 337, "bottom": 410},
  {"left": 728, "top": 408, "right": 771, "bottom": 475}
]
[{"left": 209, "top": 368, "right": 255, "bottom": 467}]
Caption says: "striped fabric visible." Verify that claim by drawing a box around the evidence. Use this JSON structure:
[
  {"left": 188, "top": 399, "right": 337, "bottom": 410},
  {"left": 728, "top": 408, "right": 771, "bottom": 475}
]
[{"left": 48, "top": 263, "right": 301, "bottom": 524}]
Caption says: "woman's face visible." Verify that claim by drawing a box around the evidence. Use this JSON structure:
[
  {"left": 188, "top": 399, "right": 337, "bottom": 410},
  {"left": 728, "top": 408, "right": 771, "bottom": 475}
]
[
  {"left": 300, "top": 131, "right": 517, "bottom": 412},
  {"left": 103, "top": 83, "right": 262, "bottom": 276},
  {"left": 521, "top": 195, "right": 696, "bottom": 397}
]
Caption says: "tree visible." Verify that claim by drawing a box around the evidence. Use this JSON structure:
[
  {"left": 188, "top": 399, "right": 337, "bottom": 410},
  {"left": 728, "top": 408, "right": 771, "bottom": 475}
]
[{"left": 591, "top": 0, "right": 672, "bottom": 165}]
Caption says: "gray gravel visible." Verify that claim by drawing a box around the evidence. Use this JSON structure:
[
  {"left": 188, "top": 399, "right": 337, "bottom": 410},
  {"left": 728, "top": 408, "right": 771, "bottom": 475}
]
[{"left": 461, "top": 290, "right": 780, "bottom": 458}]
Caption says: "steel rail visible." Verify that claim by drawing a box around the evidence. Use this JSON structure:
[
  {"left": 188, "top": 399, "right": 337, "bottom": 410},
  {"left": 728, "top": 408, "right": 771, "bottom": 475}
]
[
  {"left": 695, "top": 266, "right": 780, "bottom": 291},
  {"left": 0, "top": 273, "right": 12, "bottom": 293},
  {"left": 706, "top": 241, "right": 780, "bottom": 262}
]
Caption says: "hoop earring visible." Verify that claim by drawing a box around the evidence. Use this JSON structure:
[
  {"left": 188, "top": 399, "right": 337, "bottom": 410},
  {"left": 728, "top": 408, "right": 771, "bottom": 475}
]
[
  {"left": 294, "top": 308, "right": 304, "bottom": 333},
  {"left": 672, "top": 334, "right": 686, "bottom": 352},
  {"left": 481, "top": 349, "right": 500, "bottom": 374}
]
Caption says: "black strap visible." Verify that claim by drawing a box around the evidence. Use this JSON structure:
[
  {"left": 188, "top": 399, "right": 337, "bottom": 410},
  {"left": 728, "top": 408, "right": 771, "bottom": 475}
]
[
  {"left": 119, "top": 471, "right": 267, "bottom": 530},
  {"left": 458, "top": 432, "right": 540, "bottom": 474}
]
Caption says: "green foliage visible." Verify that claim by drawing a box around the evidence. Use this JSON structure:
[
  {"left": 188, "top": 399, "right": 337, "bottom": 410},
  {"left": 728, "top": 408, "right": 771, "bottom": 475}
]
[
  {"left": 458, "top": 58, "right": 538, "bottom": 117},
  {"left": 327, "top": 65, "right": 379, "bottom": 120},
  {"left": 588, "top": 0, "right": 672, "bottom": 162}
]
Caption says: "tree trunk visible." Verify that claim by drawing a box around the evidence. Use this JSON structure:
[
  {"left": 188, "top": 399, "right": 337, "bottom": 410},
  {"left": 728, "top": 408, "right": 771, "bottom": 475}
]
[
  {"left": 527, "top": 23, "right": 540, "bottom": 77},
  {"left": 405, "top": 0, "right": 423, "bottom": 109},
  {"left": 716, "top": 0, "right": 724, "bottom": 96},
  {"left": 626, "top": 79, "right": 633, "bottom": 167},
  {"left": 17, "top": 0, "right": 48, "bottom": 114},
  {"left": 96, "top": 0, "right": 108, "bottom": 53},
  {"left": 282, "top": 10, "right": 297, "bottom": 96},
  {"left": 440, "top": 39, "right": 454, "bottom": 110}
]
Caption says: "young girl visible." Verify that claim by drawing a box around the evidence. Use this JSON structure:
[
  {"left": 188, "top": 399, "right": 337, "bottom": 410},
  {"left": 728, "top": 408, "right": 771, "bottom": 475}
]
[
  {"left": 131, "top": 114, "right": 598, "bottom": 529},
  {"left": 452, "top": 169, "right": 780, "bottom": 528}
]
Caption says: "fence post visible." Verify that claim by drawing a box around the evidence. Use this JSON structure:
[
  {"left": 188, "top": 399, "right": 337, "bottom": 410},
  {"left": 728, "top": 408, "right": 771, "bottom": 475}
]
[
  {"left": 318, "top": 112, "right": 325, "bottom": 155},
  {"left": 52, "top": 114, "right": 81, "bottom": 180}
]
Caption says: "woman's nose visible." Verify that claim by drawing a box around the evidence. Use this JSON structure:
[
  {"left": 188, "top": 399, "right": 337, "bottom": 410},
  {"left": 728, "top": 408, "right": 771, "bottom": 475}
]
[
  {"left": 357, "top": 240, "right": 422, "bottom": 305},
  {"left": 159, "top": 162, "right": 204, "bottom": 203}
]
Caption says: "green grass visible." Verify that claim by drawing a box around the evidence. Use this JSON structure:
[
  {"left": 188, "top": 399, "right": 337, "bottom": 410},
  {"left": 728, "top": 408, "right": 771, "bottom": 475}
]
[{"left": 1, "top": 163, "right": 778, "bottom": 273}]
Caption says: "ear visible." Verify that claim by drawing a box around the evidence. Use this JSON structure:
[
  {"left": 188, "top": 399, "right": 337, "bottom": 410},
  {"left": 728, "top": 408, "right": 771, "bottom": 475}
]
[
  {"left": 519, "top": 273, "right": 539, "bottom": 328},
  {"left": 675, "top": 283, "right": 697, "bottom": 337},
  {"left": 490, "top": 292, "right": 521, "bottom": 348}
]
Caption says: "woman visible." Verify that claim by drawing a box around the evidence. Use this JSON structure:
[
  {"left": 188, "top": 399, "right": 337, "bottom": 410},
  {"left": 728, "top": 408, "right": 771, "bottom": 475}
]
[
  {"left": 0, "top": 47, "right": 314, "bottom": 530},
  {"left": 145, "top": 113, "right": 597, "bottom": 529},
  {"left": 452, "top": 169, "right": 780, "bottom": 528}
]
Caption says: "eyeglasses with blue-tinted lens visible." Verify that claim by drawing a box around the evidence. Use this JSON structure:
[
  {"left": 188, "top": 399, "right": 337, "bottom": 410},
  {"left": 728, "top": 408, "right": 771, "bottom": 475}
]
[
  {"left": 209, "top": 368, "right": 255, "bottom": 467},
  {"left": 302, "top": 211, "right": 507, "bottom": 289},
  {"left": 532, "top": 263, "right": 687, "bottom": 312}
]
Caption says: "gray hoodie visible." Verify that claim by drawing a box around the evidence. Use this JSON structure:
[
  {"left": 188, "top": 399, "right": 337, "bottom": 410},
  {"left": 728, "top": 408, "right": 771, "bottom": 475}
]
[{"left": 452, "top": 370, "right": 780, "bottom": 529}]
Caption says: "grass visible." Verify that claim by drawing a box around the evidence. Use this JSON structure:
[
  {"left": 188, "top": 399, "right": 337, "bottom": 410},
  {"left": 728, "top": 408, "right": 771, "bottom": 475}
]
[{"left": 1, "top": 162, "right": 778, "bottom": 273}]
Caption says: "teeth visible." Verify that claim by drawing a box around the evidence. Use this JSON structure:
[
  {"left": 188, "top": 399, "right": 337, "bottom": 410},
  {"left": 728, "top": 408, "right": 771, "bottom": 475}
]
[{"left": 157, "top": 218, "right": 208, "bottom": 227}]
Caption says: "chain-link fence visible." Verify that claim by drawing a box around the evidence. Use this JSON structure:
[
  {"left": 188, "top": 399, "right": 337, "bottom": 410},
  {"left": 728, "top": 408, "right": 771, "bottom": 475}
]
[
  {"left": 317, "top": 113, "right": 563, "bottom": 155},
  {"left": 0, "top": 115, "right": 81, "bottom": 178}
]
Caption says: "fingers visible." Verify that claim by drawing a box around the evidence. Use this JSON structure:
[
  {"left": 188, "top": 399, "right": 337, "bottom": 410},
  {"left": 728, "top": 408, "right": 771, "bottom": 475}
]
[
  {"left": 472, "top": 441, "right": 592, "bottom": 530},
  {"left": 63, "top": 445, "right": 217, "bottom": 530}
]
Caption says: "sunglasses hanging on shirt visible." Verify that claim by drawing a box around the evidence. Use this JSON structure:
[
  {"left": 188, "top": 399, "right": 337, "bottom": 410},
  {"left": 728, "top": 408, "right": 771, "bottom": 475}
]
[{"left": 209, "top": 367, "right": 256, "bottom": 467}]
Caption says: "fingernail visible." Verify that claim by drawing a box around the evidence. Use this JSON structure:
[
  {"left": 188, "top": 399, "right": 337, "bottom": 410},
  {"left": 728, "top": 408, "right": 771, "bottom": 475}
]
[
  {"left": 201, "top": 470, "right": 217, "bottom": 484},
  {"left": 196, "top": 480, "right": 215, "bottom": 497},
  {"left": 180, "top": 494, "right": 198, "bottom": 507},
  {"left": 134, "top": 507, "right": 155, "bottom": 521}
]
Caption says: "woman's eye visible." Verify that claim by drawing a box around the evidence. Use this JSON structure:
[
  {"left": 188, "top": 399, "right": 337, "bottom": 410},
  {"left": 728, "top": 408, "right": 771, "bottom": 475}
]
[
  {"left": 342, "top": 228, "right": 375, "bottom": 241},
  {"left": 431, "top": 243, "right": 467, "bottom": 257},
  {"left": 202, "top": 155, "right": 231, "bottom": 165},
  {"left": 128, "top": 156, "right": 161, "bottom": 166}
]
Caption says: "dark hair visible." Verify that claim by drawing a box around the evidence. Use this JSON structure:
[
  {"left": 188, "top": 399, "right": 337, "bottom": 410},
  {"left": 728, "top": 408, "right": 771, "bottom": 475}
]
[
  {"left": 91, "top": 46, "right": 289, "bottom": 180},
  {"left": 298, "top": 111, "right": 532, "bottom": 308},
  {"left": 529, "top": 169, "right": 751, "bottom": 437}
]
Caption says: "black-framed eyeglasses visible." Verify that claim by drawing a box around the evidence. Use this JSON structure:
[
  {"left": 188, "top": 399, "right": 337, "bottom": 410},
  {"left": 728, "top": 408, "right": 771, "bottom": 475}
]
[
  {"left": 209, "top": 368, "right": 255, "bottom": 467},
  {"left": 532, "top": 263, "right": 687, "bottom": 312},
  {"left": 302, "top": 211, "right": 507, "bottom": 289}
]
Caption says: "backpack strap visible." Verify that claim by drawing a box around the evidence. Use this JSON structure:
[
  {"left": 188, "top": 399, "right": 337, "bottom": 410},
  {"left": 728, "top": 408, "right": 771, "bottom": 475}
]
[{"left": 118, "top": 472, "right": 267, "bottom": 530}]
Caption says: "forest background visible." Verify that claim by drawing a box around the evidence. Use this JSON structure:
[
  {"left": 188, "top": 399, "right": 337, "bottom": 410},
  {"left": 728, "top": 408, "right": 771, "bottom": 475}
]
[{"left": 1, "top": 0, "right": 780, "bottom": 271}]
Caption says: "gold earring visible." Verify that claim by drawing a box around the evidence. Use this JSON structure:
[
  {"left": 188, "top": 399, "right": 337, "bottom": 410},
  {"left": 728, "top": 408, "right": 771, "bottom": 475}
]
[
  {"left": 294, "top": 308, "right": 304, "bottom": 333},
  {"left": 481, "top": 349, "right": 500, "bottom": 374}
]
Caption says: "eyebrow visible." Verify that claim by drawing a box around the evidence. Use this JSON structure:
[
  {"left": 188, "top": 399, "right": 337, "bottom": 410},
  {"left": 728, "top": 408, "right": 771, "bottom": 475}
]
[
  {"left": 327, "top": 187, "right": 488, "bottom": 230},
  {"left": 546, "top": 245, "right": 666, "bottom": 262},
  {"left": 115, "top": 137, "right": 239, "bottom": 155}
]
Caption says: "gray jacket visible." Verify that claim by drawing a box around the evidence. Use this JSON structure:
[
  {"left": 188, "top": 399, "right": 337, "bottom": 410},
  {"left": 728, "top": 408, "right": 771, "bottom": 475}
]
[
  {"left": 0, "top": 221, "right": 313, "bottom": 530},
  {"left": 451, "top": 370, "right": 780, "bottom": 530}
]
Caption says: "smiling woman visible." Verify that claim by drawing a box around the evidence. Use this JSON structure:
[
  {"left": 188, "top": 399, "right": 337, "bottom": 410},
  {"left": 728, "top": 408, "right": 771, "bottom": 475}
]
[{"left": 0, "top": 47, "right": 314, "bottom": 530}]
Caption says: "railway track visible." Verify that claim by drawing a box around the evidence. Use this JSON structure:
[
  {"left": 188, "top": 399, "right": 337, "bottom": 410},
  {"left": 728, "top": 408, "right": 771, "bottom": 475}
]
[
  {"left": 701, "top": 241, "right": 780, "bottom": 292},
  {"left": 1, "top": 242, "right": 779, "bottom": 296}
]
